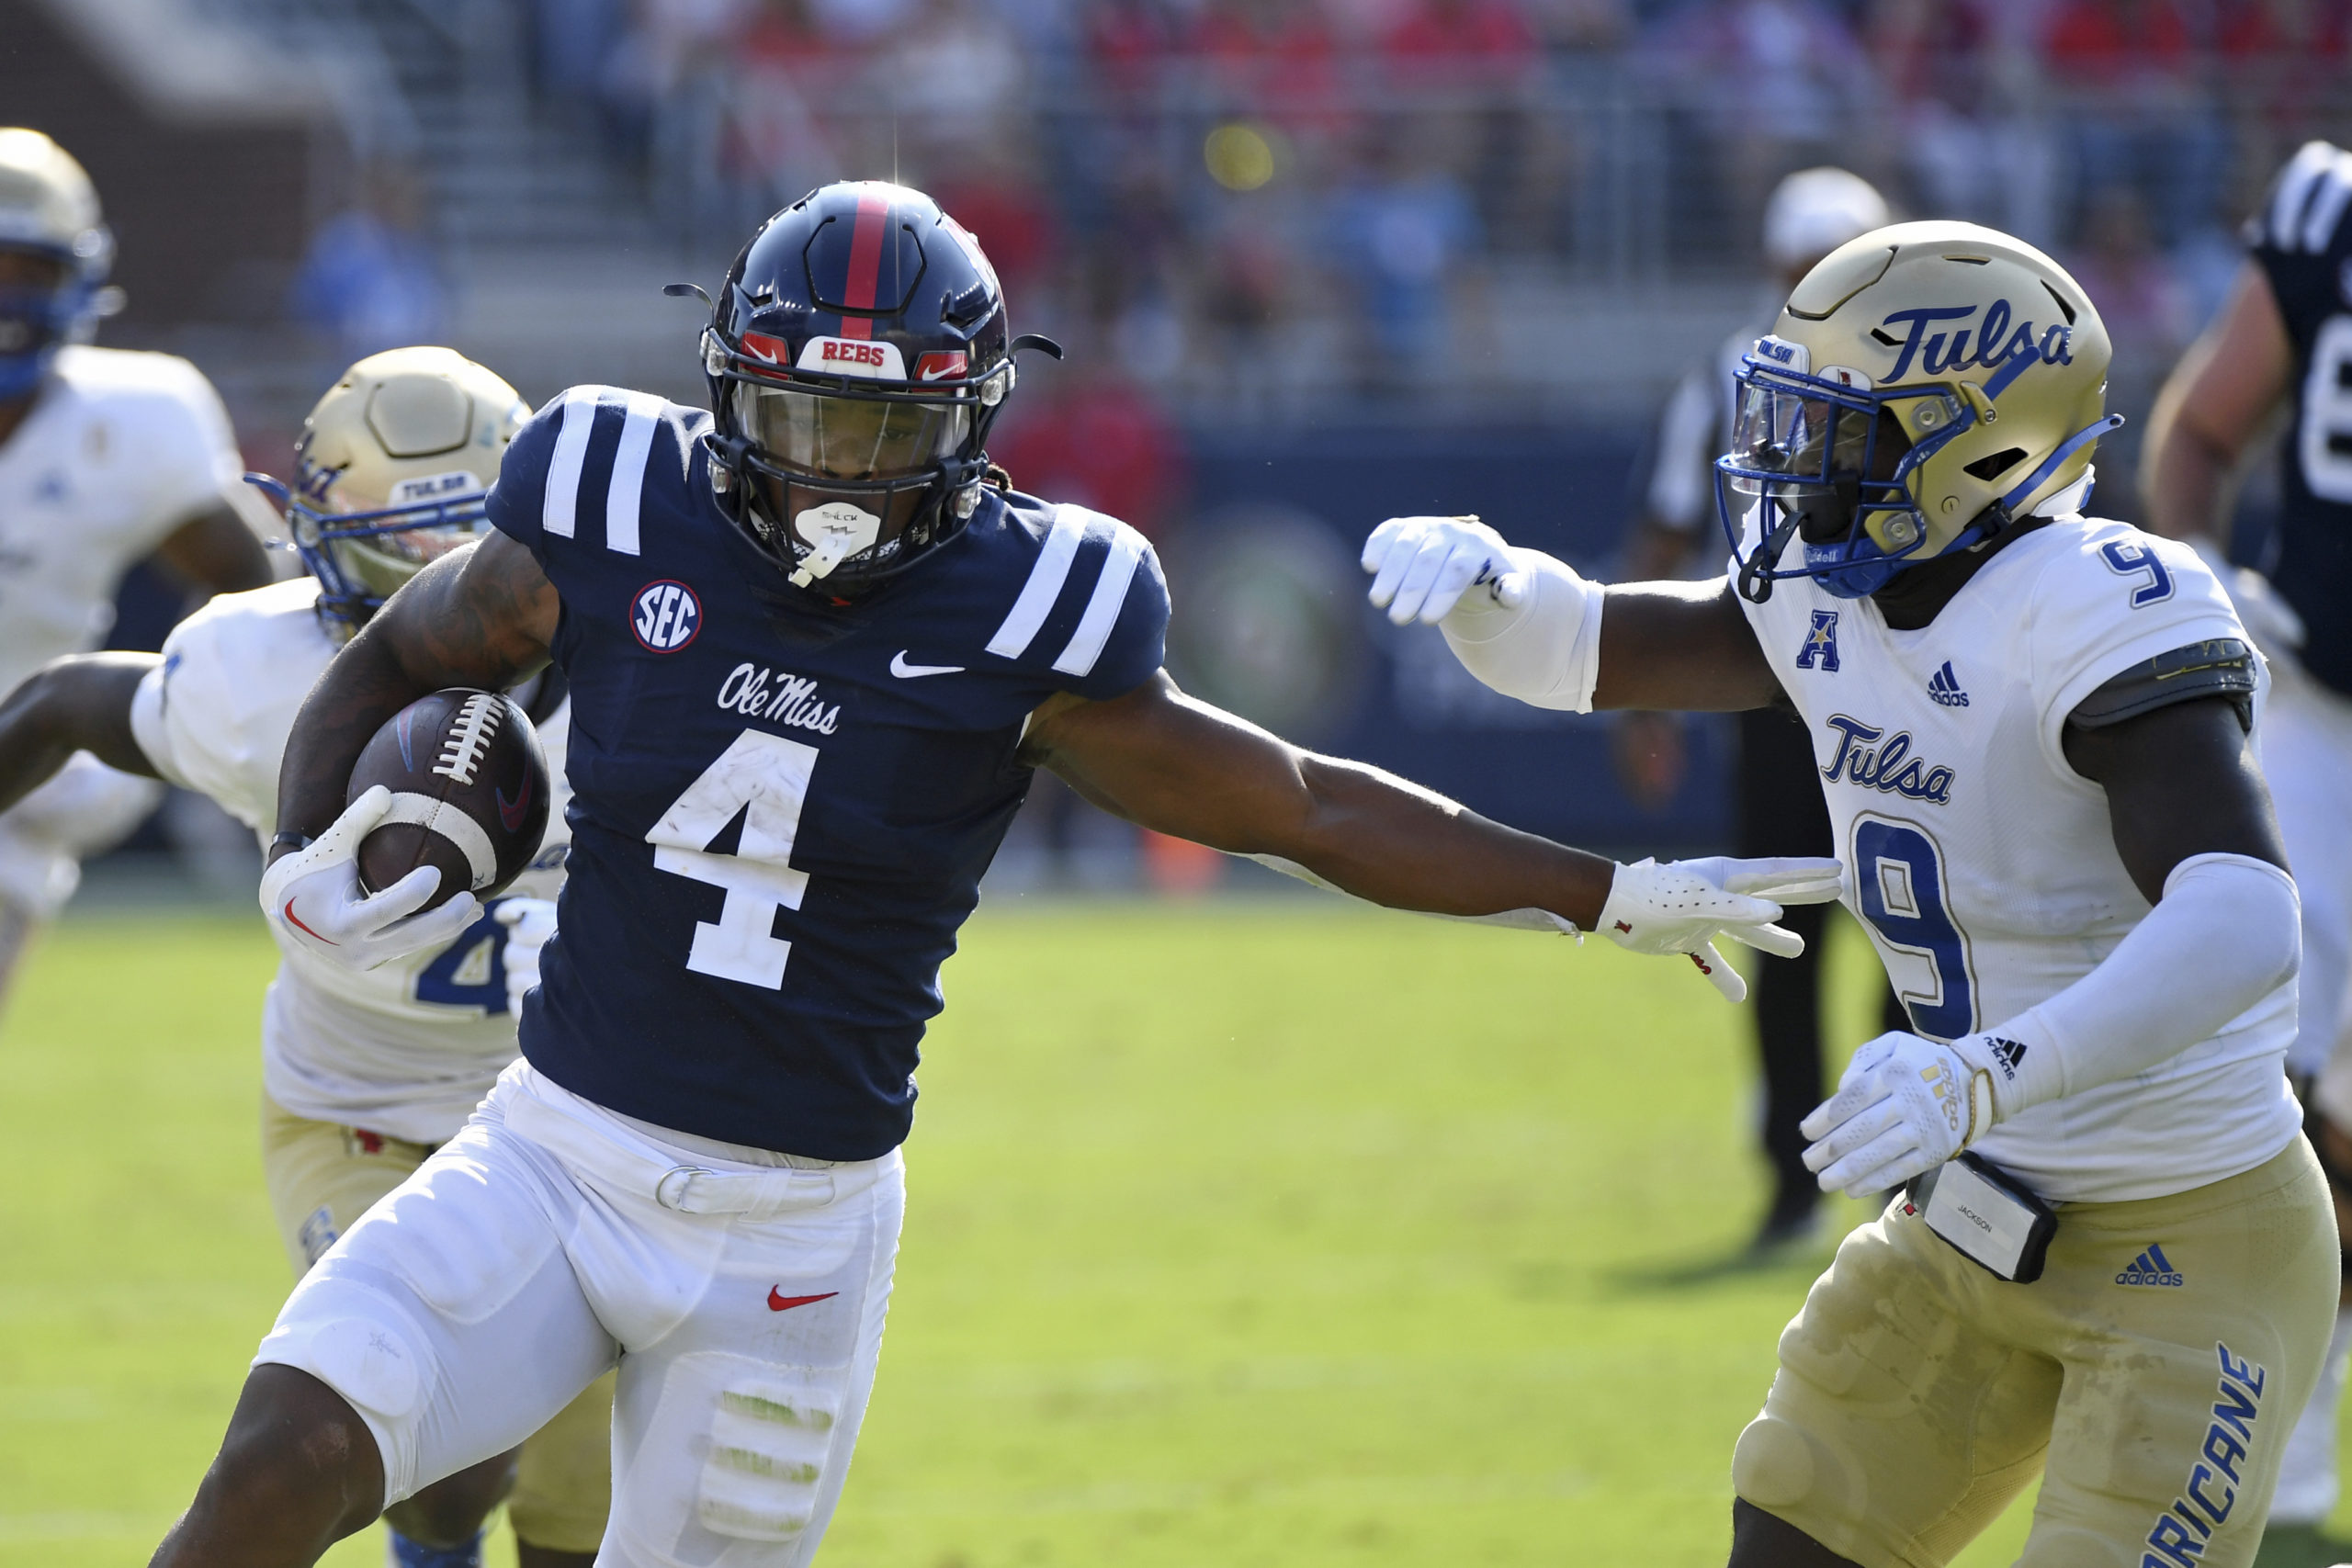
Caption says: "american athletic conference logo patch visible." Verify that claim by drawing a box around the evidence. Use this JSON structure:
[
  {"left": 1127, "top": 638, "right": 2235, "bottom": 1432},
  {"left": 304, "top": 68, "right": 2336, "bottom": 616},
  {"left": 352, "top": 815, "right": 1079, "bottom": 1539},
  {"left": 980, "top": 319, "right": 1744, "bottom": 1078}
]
[{"left": 632, "top": 581, "right": 701, "bottom": 652}]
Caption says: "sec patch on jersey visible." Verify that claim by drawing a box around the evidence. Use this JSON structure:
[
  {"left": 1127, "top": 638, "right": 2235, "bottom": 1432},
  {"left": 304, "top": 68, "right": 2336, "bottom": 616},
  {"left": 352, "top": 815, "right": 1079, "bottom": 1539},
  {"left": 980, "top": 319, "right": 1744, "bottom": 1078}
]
[{"left": 348, "top": 688, "right": 550, "bottom": 909}]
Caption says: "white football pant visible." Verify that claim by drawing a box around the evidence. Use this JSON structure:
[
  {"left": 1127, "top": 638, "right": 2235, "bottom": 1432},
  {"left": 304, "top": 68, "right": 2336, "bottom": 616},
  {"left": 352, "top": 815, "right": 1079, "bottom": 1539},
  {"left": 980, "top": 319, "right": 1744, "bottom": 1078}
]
[{"left": 256, "top": 1062, "right": 904, "bottom": 1567}]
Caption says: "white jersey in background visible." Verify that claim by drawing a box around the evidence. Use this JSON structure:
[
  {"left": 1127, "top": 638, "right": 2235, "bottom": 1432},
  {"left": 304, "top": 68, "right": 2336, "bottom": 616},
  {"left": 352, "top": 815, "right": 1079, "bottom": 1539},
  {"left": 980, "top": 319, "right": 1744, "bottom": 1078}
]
[
  {"left": 129, "top": 577, "right": 573, "bottom": 1143},
  {"left": 0, "top": 344, "right": 263, "bottom": 917},
  {"left": 1736, "top": 513, "right": 2299, "bottom": 1202}
]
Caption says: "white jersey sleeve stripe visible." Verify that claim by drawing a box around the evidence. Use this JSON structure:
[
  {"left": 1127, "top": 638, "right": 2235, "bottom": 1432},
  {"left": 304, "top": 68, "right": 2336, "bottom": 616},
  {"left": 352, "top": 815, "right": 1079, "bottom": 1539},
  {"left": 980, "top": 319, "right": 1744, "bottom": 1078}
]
[
  {"left": 2301, "top": 150, "right": 2352, "bottom": 254},
  {"left": 1053, "top": 525, "right": 1148, "bottom": 677},
  {"left": 604, "top": 391, "right": 665, "bottom": 557},
  {"left": 543, "top": 389, "right": 602, "bottom": 539},
  {"left": 986, "top": 504, "right": 1088, "bottom": 658}
]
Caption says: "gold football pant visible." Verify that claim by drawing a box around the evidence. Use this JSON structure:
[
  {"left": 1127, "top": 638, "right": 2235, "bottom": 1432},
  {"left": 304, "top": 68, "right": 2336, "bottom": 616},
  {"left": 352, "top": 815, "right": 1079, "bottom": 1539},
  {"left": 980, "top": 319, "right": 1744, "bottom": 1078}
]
[
  {"left": 1732, "top": 1138, "right": 2337, "bottom": 1568},
  {"left": 260, "top": 1092, "right": 615, "bottom": 1553}
]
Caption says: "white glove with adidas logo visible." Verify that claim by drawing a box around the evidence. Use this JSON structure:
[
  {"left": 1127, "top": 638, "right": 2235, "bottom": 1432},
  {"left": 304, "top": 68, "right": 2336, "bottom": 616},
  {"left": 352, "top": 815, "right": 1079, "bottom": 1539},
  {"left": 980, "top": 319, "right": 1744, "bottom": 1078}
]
[{"left": 1801, "top": 1029, "right": 2033, "bottom": 1198}]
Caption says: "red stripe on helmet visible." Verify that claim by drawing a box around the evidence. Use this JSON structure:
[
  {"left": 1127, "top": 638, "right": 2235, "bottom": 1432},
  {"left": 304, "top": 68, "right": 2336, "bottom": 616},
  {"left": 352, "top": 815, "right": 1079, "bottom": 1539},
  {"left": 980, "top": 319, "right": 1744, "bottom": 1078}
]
[{"left": 837, "top": 187, "right": 892, "bottom": 341}]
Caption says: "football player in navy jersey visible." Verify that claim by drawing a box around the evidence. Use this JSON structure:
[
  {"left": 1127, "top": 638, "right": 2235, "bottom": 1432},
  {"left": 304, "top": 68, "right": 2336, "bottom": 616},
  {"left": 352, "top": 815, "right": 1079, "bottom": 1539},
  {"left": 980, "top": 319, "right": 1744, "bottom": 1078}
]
[
  {"left": 2143, "top": 138, "right": 2352, "bottom": 1541},
  {"left": 149, "top": 183, "right": 1838, "bottom": 1568}
]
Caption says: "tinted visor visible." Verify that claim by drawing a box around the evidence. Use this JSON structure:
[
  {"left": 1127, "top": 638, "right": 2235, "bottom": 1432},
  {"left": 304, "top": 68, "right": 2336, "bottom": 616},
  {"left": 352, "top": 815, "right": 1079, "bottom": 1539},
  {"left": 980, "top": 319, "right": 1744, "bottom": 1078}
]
[{"left": 736, "top": 384, "right": 969, "bottom": 481}]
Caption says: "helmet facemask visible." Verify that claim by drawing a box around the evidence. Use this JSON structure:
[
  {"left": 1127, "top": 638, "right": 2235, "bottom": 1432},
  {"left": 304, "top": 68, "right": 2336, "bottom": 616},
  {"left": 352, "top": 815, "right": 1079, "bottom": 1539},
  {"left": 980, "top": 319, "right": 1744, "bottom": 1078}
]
[
  {"left": 254, "top": 449, "right": 491, "bottom": 636},
  {"left": 1718, "top": 356, "right": 1973, "bottom": 601},
  {"left": 722, "top": 371, "right": 985, "bottom": 589},
  {"left": 0, "top": 244, "right": 98, "bottom": 400}
]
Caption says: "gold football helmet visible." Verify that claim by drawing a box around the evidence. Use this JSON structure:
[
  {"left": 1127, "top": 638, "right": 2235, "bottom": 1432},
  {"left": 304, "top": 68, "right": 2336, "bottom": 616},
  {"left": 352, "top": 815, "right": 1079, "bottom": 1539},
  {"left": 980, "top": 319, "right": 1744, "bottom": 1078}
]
[
  {"left": 254, "top": 346, "right": 529, "bottom": 633},
  {"left": 1717, "top": 220, "right": 2121, "bottom": 601}
]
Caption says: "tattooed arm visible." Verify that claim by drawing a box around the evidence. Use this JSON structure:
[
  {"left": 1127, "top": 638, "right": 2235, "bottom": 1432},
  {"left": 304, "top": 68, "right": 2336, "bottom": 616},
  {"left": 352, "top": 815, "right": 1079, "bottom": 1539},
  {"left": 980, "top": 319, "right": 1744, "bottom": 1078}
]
[{"left": 269, "top": 532, "right": 559, "bottom": 863}]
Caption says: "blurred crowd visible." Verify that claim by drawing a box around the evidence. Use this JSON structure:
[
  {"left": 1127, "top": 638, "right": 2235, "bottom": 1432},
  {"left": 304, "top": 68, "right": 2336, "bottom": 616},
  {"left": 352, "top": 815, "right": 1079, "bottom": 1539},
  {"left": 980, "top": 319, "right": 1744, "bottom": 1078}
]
[{"left": 475, "top": 1, "right": 2348, "bottom": 416}]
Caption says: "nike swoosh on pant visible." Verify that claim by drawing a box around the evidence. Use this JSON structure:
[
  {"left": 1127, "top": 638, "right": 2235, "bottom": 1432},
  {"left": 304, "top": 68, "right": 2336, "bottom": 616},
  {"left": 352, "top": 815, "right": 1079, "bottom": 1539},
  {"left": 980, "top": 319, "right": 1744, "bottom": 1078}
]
[{"left": 768, "top": 1289, "right": 839, "bottom": 1312}]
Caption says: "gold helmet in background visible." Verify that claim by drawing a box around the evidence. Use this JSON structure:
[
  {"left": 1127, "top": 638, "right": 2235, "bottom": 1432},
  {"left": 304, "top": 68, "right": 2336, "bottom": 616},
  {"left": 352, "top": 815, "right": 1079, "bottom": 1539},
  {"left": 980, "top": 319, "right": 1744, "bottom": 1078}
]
[
  {"left": 0, "top": 128, "right": 118, "bottom": 396},
  {"left": 1716, "top": 220, "right": 2121, "bottom": 602},
  {"left": 258, "top": 346, "right": 529, "bottom": 634}
]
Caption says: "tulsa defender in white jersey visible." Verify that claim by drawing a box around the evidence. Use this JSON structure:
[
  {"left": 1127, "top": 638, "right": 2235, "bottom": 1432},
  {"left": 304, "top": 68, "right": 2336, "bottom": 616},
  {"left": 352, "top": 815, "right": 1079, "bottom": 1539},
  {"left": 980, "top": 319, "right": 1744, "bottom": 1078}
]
[
  {"left": 0, "top": 130, "right": 272, "bottom": 988},
  {"left": 0, "top": 350, "right": 610, "bottom": 1568},
  {"left": 1368, "top": 221, "right": 2334, "bottom": 1567}
]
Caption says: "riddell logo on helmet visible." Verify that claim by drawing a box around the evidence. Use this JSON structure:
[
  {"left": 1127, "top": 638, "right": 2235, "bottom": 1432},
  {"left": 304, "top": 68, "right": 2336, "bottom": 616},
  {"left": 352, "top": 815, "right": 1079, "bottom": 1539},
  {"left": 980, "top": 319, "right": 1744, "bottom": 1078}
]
[{"left": 797, "top": 337, "right": 908, "bottom": 380}]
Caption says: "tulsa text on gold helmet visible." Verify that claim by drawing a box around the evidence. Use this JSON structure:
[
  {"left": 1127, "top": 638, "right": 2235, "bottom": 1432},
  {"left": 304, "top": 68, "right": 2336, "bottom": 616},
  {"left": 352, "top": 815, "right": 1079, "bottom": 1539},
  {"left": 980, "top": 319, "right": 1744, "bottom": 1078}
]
[
  {"left": 1716, "top": 220, "right": 2121, "bottom": 602},
  {"left": 252, "top": 346, "right": 531, "bottom": 635}
]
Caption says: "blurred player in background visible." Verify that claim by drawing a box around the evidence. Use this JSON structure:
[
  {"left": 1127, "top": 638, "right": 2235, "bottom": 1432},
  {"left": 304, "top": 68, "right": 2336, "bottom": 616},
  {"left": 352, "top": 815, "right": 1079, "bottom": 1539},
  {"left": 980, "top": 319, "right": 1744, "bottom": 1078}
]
[
  {"left": 2142, "top": 137, "right": 2352, "bottom": 1550},
  {"left": 0, "top": 350, "right": 609, "bottom": 1568},
  {"left": 0, "top": 128, "right": 272, "bottom": 999},
  {"left": 1370, "top": 220, "right": 2334, "bottom": 1565},
  {"left": 143, "top": 182, "right": 1840, "bottom": 1568},
  {"left": 1616, "top": 166, "right": 1908, "bottom": 1253}
]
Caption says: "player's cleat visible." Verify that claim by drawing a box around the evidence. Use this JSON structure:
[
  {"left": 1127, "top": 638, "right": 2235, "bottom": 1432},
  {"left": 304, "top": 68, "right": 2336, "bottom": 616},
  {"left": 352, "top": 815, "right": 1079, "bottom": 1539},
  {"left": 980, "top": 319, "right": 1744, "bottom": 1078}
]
[{"left": 386, "top": 1527, "right": 482, "bottom": 1568}]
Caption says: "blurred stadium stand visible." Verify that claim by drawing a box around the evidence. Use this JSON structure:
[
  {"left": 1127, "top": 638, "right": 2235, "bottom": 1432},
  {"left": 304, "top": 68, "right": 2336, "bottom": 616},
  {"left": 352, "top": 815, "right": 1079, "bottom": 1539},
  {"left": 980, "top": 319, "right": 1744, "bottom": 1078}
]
[{"left": 4, "top": 0, "right": 2331, "bottom": 891}]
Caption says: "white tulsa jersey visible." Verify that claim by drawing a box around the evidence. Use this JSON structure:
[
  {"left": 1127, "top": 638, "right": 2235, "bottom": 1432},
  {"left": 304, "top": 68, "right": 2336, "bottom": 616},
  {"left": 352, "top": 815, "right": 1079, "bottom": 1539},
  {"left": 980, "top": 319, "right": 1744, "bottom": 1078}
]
[
  {"left": 0, "top": 345, "right": 254, "bottom": 697},
  {"left": 1737, "top": 515, "right": 2301, "bottom": 1202},
  {"left": 129, "top": 578, "right": 573, "bottom": 1143}
]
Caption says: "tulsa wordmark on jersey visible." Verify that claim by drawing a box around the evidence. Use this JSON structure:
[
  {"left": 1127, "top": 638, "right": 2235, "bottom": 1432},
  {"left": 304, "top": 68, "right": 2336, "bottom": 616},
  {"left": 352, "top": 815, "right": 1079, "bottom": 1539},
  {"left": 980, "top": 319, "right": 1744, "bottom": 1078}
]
[
  {"left": 486, "top": 387, "right": 1168, "bottom": 1160},
  {"left": 1741, "top": 512, "right": 2299, "bottom": 1203},
  {"left": 2251, "top": 140, "right": 2352, "bottom": 694}
]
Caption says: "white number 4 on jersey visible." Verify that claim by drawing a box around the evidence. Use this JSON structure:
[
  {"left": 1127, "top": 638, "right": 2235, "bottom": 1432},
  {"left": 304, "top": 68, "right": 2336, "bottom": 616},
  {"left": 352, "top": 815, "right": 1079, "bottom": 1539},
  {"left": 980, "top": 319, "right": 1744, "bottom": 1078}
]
[{"left": 646, "top": 729, "right": 818, "bottom": 988}]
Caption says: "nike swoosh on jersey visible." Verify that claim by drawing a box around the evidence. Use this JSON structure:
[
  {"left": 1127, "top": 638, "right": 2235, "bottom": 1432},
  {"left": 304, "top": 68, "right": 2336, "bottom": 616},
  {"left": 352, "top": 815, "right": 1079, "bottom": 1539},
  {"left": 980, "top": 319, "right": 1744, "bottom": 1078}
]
[
  {"left": 767, "top": 1288, "right": 840, "bottom": 1312},
  {"left": 890, "top": 651, "right": 964, "bottom": 678}
]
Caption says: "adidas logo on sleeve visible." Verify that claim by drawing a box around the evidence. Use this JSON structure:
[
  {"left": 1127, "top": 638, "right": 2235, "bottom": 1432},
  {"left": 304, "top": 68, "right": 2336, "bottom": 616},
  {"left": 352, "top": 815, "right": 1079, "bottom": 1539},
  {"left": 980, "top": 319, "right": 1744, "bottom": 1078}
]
[{"left": 2116, "top": 1243, "right": 2184, "bottom": 1287}]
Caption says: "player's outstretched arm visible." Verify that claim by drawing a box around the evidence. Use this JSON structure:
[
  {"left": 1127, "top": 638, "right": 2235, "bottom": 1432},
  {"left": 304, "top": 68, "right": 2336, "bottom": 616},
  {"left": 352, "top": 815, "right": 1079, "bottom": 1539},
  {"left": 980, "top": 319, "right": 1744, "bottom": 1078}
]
[
  {"left": 0, "top": 654, "right": 160, "bottom": 814},
  {"left": 1802, "top": 693, "right": 2301, "bottom": 1197},
  {"left": 1022, "top": 671, "right": 1841, "bottom": 999},
  {"left": 272, "top": 532, "right": 557, "bottom": 855},
  {"left": 1361, "top": 515, "right": 1779, "bottom": 714},
  {"left": 152, "top": 503, "right": 275, "bottom": 596}
]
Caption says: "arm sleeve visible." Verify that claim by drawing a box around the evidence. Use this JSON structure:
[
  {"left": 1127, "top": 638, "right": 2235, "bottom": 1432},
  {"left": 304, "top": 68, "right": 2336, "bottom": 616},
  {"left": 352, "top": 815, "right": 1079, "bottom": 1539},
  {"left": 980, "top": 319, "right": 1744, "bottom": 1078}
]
[
  {"left": 1438, "top": 549, "right": 1605, "bottom": 712},
  {"left": 1969, "top": 853, "right": 2301, "bottom": 1114}
]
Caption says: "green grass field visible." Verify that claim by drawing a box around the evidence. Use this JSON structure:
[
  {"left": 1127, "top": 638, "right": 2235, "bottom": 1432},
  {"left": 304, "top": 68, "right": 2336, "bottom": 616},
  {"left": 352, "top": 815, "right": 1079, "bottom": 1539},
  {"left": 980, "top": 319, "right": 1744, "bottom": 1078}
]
[{"left": 0, "top": 898, "right": 2302, "bottom": 1566}]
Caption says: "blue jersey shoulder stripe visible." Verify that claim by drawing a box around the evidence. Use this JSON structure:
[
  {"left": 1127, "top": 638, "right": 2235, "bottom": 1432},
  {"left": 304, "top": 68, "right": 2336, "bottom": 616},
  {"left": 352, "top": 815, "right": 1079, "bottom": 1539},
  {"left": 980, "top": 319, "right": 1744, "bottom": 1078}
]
[
  {"left": 986, "top": 504, "right": 1088, "bottom": 658},
  {"left": 1052, "top": 525, "right": 1147, "bottom": 677}
]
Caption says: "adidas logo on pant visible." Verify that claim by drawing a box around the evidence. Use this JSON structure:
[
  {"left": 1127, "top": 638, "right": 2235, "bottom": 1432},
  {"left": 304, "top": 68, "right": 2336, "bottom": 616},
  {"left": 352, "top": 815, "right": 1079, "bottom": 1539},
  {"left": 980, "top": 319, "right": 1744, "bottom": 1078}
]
[{"left": 2115, "top": 1243, "right": 2184, "bottom": 1287}]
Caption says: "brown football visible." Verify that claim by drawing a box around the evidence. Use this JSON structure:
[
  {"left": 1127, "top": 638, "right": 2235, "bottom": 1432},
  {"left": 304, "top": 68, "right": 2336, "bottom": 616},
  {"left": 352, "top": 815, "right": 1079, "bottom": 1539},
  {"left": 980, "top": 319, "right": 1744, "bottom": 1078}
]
[{"left": 347, "top": 688, "right": 550, "bottom": 911}]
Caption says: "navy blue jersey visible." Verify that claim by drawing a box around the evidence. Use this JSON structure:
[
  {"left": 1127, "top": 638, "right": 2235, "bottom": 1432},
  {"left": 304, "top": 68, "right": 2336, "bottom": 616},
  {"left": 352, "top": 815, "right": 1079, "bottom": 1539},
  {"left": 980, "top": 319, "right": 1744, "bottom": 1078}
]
[
  {"left": 485, "top": 386, "right": 1168, "bottom": 1158},
  {"left": 2250, "top": 141, "right": 2352, "bottom": 695}
]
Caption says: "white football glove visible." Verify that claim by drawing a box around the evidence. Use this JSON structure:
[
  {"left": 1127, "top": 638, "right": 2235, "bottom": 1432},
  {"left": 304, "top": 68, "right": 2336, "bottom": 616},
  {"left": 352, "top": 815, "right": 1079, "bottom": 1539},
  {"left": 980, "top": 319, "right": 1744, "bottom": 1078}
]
[
  {"left": 1362, "top": 514, "right": 1532, "bottom": 626},
  {"left": 1801, "top": 1030, "right": 2006, "bottom": 1198},
  {"left": 260, "top": 784, "right": 481, "bottom": 973},
  {"left": 493, "top": 896, "right": 559, "bottom": 1017},
  {"left": 1599, "top": 855, "right": 1845, "bottom": 1003}
]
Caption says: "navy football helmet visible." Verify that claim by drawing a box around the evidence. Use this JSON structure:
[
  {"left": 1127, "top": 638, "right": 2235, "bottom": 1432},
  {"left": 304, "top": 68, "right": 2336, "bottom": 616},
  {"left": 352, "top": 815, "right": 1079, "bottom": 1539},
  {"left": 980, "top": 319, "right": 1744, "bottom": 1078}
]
[{"left": 692, "top": 181, "right": 1058, "bottom": 592}]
